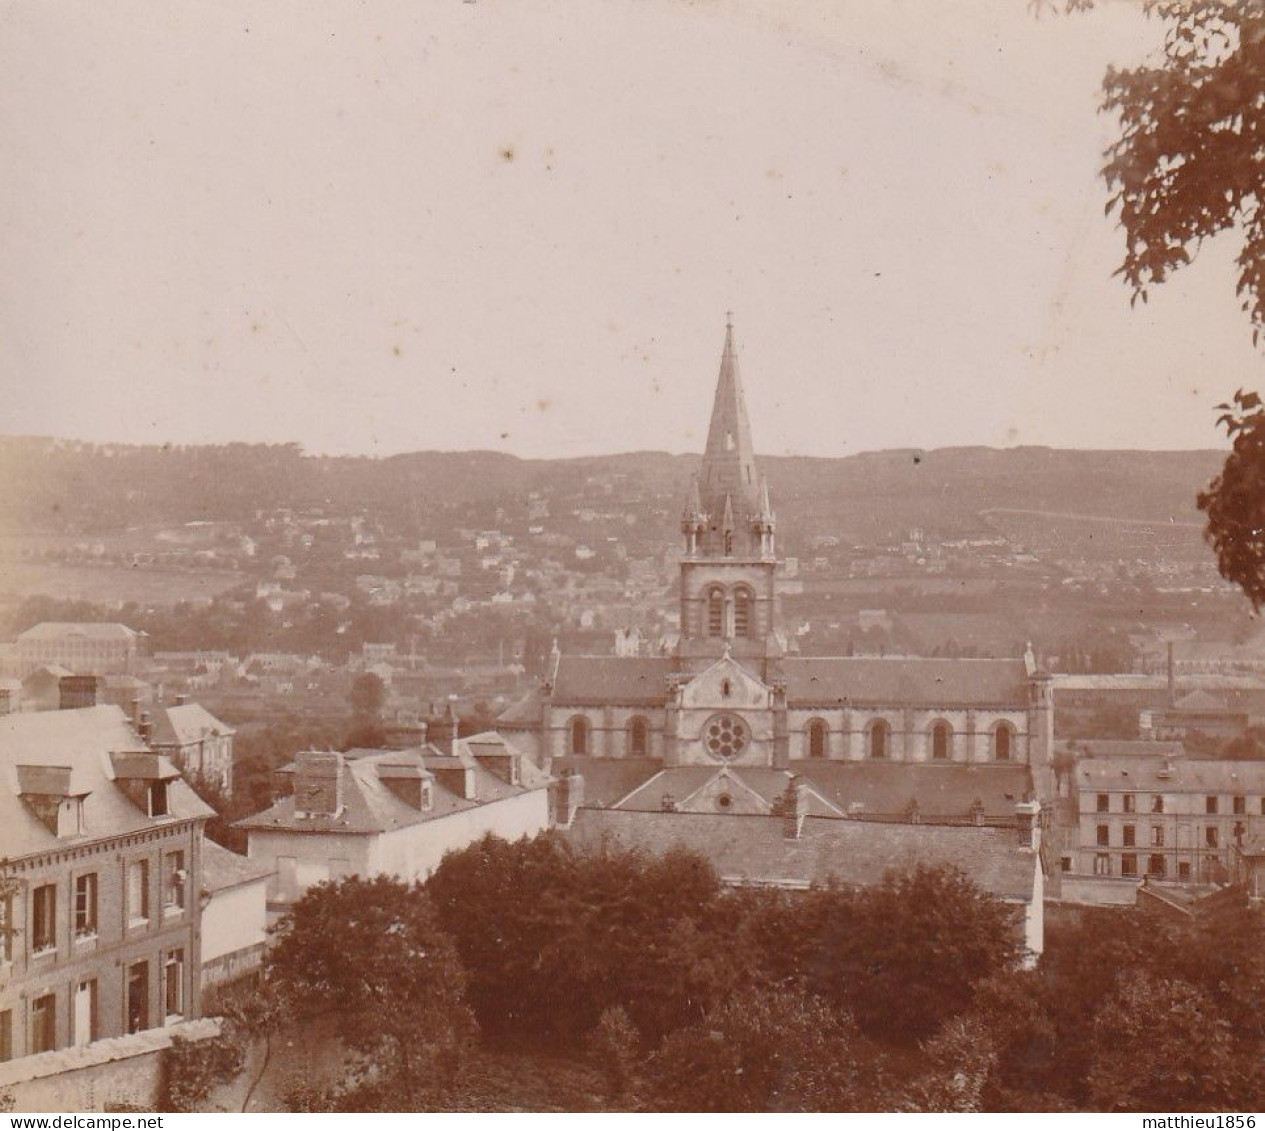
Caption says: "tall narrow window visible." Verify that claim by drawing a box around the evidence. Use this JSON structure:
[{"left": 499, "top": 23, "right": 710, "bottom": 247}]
[
  {"left": 707, "top": 587, "right": 724, "bottom": 637},
  {"left": 733, "top": 588, "right": 752, "bottom": 638},
  {"left": 868, "top": 719, "right": 890, "bottom": 760},
  {"left": 126, "top": 961, "right": 149, "bottom": 1034},
  {"left": 568, "top": 716, "right": 590, "bottom": 757},
  {"left": 31, "top": 884, "right": 56, "bottom": 954},
  {"left": 148, "top": 781, "right": 169, "bottom": 817},
  {"left": 0, "top": 896, "right": 11, "bottom": 963},
  {"left": 628, "top": 717, "right": 648, "bottom": 758},
  {"left": 72, "top": 980, "right": 96, "bottom": 1048},
  {"left": 931, "top": 722, "right": 951, "bottom": 761},
  {"left": 127, "top": 860, "right": 149, "bottom": 925},
  {"left": 163, "top": 852, "right": 186, "bottom": 914},
  {"left": 994, "top": 723, "right": 1014, "bottom": 762},
  {"left": 0, "top": 1010, "right": 11, "bottom": 1062},
  {"left": 30, "top": 994, "right": 55, "bottom": 1054},
  {"left": 164, "top": 950, "right": 184, "bottom": 1021},
  {"left": 808, "top": 719, "right": 827, "bottom": 759},
  {"left": 74, "top": 873, "right": 98, "bottom": 938}
]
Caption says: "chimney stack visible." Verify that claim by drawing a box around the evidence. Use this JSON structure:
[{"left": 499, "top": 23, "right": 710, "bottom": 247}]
[
  {"left": 59, "top": 675, "right": 101, "bottom": 711},
  {"left": 131, "top": 696, "right": 142, "bottom": 728},
  {"left": 138, "top": 710, "right": 153, "bottom": 744},
  {"left": 782, "top": 775, "right": 806, "bottom": 839},
  {"left": 1015, "top": 799, "right": 1041, "bottom": 852},
  {"left": 447, "top": 695, "right": 460, "bottom": 758},
  {"left": 174, "top": 692, "right": 189, "bottom": 707}
]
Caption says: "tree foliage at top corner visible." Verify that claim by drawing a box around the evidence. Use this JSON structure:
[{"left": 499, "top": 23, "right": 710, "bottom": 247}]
[{"left": 1097, "top": 0, "right": 1265, "bottom": 338}]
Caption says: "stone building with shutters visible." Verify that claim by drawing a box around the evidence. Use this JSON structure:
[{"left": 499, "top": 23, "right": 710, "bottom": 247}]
[{"left": 499, "top": 319, "right": 1056, "bottom": 825}]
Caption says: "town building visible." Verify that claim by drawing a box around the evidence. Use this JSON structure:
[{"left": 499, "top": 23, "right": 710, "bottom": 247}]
[
  {"left": 0, "top": 705, "right": 213, "bottom": 1064},
  {"left": 1070, "top": 751, "right": 1265, "bottom": 886},
  {"left": 235, "top": 731, "right": 551, "bottom": 925},
  {"left": 14, "top": 624, "right": 144, "bottom": 678},
  {"left": 149, "top": 699, "right": 236, "bottom": 796},
  {"left": 199, "top": 840, "right": 269, "bottom": 997}
]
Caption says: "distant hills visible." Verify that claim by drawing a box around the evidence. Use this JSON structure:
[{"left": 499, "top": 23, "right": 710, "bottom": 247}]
[{"left": 0, "top": 436, "right": 1226, "bottom": 548}]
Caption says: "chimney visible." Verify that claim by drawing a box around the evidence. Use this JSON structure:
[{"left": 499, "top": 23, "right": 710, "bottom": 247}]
[
  {"left": 1015, "top": 800, "right": 1041, "bottom": 852},
  {"left": 550, "top": 770, "right": 585, "bottom": 826},
  {"left": 174, "top": 693, "right": 189, "bottom": 707},
  {"left": 59, "top": 675, "right": 101, "bottom": 710},
  {"left": 130, "top": 696, "right": 142, "bottom": 728},
  {"left": 293, "top": 751, "right": 344, "bottom": 817},
  {"left": 447, "top": 695, "right": 460, "bottom": 757},
  {"left": 138, "top": 710, "right": 153, "bottom": 744},
  {"left": 782, "top": 775, "right": 806, "bottom": 839}
]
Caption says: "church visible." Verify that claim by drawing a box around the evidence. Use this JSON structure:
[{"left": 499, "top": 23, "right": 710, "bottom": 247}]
[{"left": 499, "top": 319, "right": 1056, "bottom": 827}]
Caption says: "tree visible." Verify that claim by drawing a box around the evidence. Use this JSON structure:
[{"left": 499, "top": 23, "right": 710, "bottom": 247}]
[
  {"left": 1199, "top": 390, "right": 1265, "bottom": 608},
  {"left": 265, "top": 876, "right": 477, "bottom": 1104},
  {"left": 1087, "top": 972, "right": 1262, "bottom": 1110},
  {"left": 645, "top": 986, "right": 877, "bottom": 1113},
  {"left": 1048, "top": 1, "right": 1265, "bottom": 605},
  {"left": 809, "top": 865, "right": 1022, "bottom": 1045},
  {"left": 1099, "top": 1, "right": 1264, "bottom": 339}
]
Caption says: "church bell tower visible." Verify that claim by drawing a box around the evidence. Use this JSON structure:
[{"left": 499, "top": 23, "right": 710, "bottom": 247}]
[{"left": 678, "top": 316, "right": 782, "bottom": 670}]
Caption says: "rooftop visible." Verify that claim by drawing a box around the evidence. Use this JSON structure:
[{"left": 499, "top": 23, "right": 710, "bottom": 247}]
[{"left": 0, "top": 705, "right": 214, "bottom": 858}]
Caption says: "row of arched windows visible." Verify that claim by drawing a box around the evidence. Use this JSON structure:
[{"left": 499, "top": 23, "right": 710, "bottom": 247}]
[
  {"left": 568, "top": 715, "right": 650, "bottom": 758},
  {"left": 805, "top": 718, "right": 1017, "bottom": 761},
  {"left": 703, "top": 585, "right": 755, "bottom": 638}
]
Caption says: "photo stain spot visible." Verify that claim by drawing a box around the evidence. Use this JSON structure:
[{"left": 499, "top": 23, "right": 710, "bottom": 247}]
[
  {"left": 500, "top": 146, "right": 515, "bottom": 163},
  {"left": 537, "top": 398, "right": 552, "bottom": 412},
  {"left": 393, "top": 345, "right": 402, "bottom": 357},
  {"left": 913, "top": 455, "right": 921, "bottom": 466}
]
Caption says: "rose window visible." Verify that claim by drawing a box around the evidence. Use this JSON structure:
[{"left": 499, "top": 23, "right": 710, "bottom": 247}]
[{"left": 705, "top": 714, "right": 748, "bottom": 760}]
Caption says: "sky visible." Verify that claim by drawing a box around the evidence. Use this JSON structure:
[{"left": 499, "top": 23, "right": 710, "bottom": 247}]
[{"left": 0, "top": 0, "right": 1259, "bottom": 460}]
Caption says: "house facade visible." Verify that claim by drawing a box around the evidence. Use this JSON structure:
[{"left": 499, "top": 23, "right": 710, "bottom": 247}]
[
  {"left": 0, "top": 706, "right": 213, "bottom": 1065},
  {"left": 1072, "top": 753, "right": 1265, "bottom": 884}
]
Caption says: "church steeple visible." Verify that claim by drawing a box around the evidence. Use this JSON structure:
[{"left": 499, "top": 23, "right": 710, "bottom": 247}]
[
  {"left": 677, "top": 315, "right": 783, "bottom": 664},
  {"left": 696, "top": 315, "right": 762, "bottom": 556}
]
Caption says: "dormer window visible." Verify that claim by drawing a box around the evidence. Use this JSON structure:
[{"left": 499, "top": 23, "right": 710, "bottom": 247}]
[
  {"left": 58, "top": 797, "right": 85, "bottom": 838},
  {"left": 148, "top": 781, "right": 169, "bottom": 818}
]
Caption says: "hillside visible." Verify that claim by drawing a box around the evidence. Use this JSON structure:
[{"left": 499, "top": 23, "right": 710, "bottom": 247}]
[{"left": 0, "top": 436, "right": 1225, "bottom": 550}]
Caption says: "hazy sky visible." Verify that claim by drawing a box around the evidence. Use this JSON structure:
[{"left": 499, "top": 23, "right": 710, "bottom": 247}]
[{"left": 1, "top": 0, "right": 1259, "bottom": 459}]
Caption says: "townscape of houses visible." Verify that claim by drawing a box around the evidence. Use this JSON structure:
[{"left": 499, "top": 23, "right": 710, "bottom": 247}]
[{"left": 3, "top": 323, "right": 1265, "bottom": 1108}]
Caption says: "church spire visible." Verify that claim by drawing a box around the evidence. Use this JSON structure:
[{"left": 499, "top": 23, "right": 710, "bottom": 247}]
[{"left": 695, "top": 315, "right": 762, "bottom": 555}]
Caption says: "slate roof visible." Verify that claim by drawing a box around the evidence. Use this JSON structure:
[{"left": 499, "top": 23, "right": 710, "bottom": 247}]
[
  {"left": 545, "top": 654, "right": 1031, "bottom": 709},
  {"left": 18, "top": 622, "right": 139, "bottom": 642},
  {"left": 550, "top": 757, "right": 663, "bottom": 806},
  {"left": 151, "top": 702, "right": 236, "bottom": 747},
  {"left": 790, "top": 761, "right": 1034, "bottom": 820},
  {"left": 201, "top": 838, "right": 271, "bottom": 894},
  {"left": 1054, "top": 739, "right": 1185, "bottom": 760},
  {"left": 1077, "top": 756, "right": 1265, "bottom": 795},
  {"left": 0, "top": 705, "right": 214, "bottom": 859},
  {"left": 496, "top": 687, "right": 545, "bottom": 727},
  {"left": 567, "top": 809, "right": 1038, "bottom": 902},
  {"left": 780, "top": 657, "right": 1030, "bottom": 707},
  {"left": 551, "top": 657, "right": 675, "bottom": 705},
  {"left": 613, "top": 765, "right": 843, "bottom": 817},
  {"left": 237, "top": 733, "right": 550, "bottom": 835}
]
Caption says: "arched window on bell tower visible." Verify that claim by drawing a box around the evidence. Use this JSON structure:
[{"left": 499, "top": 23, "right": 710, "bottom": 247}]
[{"left": 707, "top": 587, "right": 725, "bottom": 637}]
